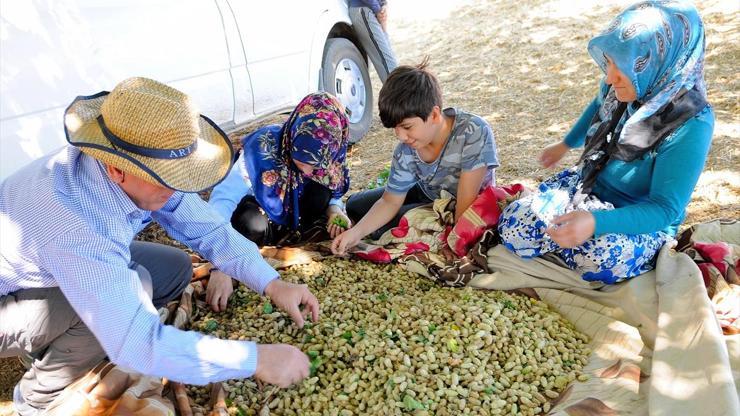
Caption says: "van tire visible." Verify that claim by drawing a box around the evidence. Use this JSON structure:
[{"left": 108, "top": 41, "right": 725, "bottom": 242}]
[{"left": 321, "top": 38, "right": 372, "bottom": 144}]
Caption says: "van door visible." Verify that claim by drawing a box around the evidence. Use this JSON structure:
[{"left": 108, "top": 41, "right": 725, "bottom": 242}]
[
  {"left": 0, "top": 0, "right": 247, "bottom": 179},
  {"left": 226, "top": 0, "right": 322, "bottom": 117}
]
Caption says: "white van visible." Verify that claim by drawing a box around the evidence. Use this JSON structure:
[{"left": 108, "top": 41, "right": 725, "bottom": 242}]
[{"left": 0, "top": 0, "right": 374, "bottom": 180}]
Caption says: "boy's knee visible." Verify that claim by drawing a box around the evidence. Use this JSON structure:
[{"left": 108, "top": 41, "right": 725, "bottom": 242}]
[{"left": 345, "top": 194, "right": 364, "bottom": 223}]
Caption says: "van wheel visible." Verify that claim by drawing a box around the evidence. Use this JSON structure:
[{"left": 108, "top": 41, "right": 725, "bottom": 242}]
[{"left": 321, "top": 38, "right": 372, "bottom": 144}]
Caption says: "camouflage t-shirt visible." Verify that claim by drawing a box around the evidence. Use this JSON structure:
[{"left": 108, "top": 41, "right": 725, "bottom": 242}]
[{"left": 386, "top": 108, "right": 499, "bottom": 199}]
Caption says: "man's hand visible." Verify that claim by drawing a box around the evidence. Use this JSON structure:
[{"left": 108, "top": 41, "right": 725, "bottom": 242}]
[
  {"left": 254, "top": 344, "right": 309, "bottom": 388},
  {"left": 206, "top": 270, "right": 234, "bottom": 312},
  {"left": 327, "top": 206, "right": 352, "bottom": 239},
  {"left": 546, "top": 210, "right": 595, "bottom": 248},
  {"left": 331, "top": 227, "right": 363, "bottom": 255},
  {"left": 264, "top": 279, "right": 319, "bottom": 328},
  {"left": 376, "top": 6, "right": 388, "bottom": 32},
  {"left": 539, "top": 141, "right": 570, "bottom": 169}
]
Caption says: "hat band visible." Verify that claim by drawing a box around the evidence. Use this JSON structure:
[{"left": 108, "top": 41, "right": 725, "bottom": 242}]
[{"left": 96, "top": 115, "right": 198, "bottom": 160}]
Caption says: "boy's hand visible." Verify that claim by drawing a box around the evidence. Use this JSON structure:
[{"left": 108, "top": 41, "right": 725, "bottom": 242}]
[
  {"left": 539, "top": 141, "right": 570, "bottom": 169},
  {"left": 545, "top": 211, "right": 595, "bottom": 248},
  {"left": 254, "top": 344, "right": 309, "bottom": 387},
  {"left": 331, "top": 227, "right": 363, "bottom": 255},
  {"left": 264, "top": 280, "right": 320, "bottom": 328},
  {"left": 206, "top": 270, "right": 234, "bottom": 312}
]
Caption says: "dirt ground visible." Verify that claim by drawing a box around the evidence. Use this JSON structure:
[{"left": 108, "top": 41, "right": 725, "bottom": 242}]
[{"left": 1, "top": 0, "right": 737, "bottom": 413}]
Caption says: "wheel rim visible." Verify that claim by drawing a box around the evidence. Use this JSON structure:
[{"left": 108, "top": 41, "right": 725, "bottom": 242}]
[{"left": 333, "top": 58, "right": 366, "bottom": 124}]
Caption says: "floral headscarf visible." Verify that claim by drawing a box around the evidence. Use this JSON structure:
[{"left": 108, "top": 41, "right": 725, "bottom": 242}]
[
  {"left": 241, "top": 92, "right": 350, "bottom": 228},
  {"left": 578, "top": 0, "right": 708, "bottom": 192}
]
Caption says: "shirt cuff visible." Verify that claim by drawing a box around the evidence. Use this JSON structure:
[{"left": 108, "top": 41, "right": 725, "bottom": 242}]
[
  {"left": 195, "top": 337, "right": 260, "bottom": 378},
  {"left": 243, "top": 341, "right": 260, "bottom": 377},
  {"left": 245, "top": 261, "right": 280, "bottom": 295},
  {"left": 329, "top": 197, "right": 345, "bottom": 210}
]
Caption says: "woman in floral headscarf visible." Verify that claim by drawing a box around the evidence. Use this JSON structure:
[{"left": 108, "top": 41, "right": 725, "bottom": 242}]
[
  {"left": 209, "top": 92, "right": 351, "bottom": 248},
  {"left": 499, "top": 0, "right": 714, "bottom": 284},
  {"left": 206, "top": 92, "right": 352, "bottom": 312},
  {"left": 205, "top": 92, "right": 351, "bottom": 310}
]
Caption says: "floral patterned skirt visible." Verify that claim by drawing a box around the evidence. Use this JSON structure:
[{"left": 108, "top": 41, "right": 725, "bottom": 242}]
[{"left": 498, "top": 169, "right": 670, "bottom": 284}]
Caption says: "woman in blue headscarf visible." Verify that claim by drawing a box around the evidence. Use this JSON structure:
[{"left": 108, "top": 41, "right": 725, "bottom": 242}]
[
  {"left": 499, "top": 0, "right": 714, "bottom": 284},
  {"left": 205, "top": 92, "right": 351, "bottom": 311},
  {"left": 209, "top": 92, "right": 351, "bottom": 247}
]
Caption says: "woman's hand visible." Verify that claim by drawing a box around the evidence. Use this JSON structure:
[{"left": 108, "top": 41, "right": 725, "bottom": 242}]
[
  {"left": 545, "top": 210, "right": 595, "bottom": 248},
  {"left": 206, "top": 270, "right": 234, "bottom": 312},
  {"left": 326, "top": 205, "right": 352, "bottom": 239},
  {"left": 331, "top": 227, "right": 364, "bottom": 255},
  {"left": 264, "top": 279, "right": 320, "bottom": 328},
  {"left": 539, "top": 141, "right": 570, "bottom": 169}
]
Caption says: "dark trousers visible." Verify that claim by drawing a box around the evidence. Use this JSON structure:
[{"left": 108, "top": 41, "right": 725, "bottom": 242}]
[
  {"left": 0, "top": 241, "right": 192, "bottom": 415},
  {"left": 346, "top": 185, "right": 433, "bottom": 240},
  {"left": 230, "top": 180, "right": 333, "bottom": 246}
]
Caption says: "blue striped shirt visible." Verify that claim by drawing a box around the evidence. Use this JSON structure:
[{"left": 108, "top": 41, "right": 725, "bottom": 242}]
[{"left": 0, "top": 146, "right": 279, "bottom": 384}]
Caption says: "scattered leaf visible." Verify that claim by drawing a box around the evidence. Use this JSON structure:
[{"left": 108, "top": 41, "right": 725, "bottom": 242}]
[
  {"left": 262, "top": 301, "right": 274, "bottom": 314},
  {"left": 309, "top": 357, "right": 322, "bottom": 377},
  {"left": 403, "top": 394, "right": 425, "bottom": 411},
  {"left": 204, "top": 319, "right": 218, "bottom": 332}
]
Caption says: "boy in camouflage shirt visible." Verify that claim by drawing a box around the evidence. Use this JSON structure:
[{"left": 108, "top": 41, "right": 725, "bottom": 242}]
[{"left": 332, "top": 60, "right": 499, "bottom": 254}]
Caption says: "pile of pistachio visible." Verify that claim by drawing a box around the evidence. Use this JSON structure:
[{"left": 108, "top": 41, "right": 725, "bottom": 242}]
[{"left": 189, "top": 258, "right": 591, "bottom": 415}]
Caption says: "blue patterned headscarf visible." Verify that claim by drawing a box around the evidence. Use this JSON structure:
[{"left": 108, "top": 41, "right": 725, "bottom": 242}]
[
  {"left": 579, "top": 0, "right": 708, "bottom": 192},
  {"left": 241, "top": 92, "right": 350, "bottom": 228}
]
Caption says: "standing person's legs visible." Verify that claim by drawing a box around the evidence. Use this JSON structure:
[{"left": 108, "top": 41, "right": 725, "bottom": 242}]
[
  {"left": 349, "top": 7, "right": 398, "bottom": 83},
  {"left": 346, "top": 185, "right": 432, "bottom": 240},
  {"left": 0, "top": 242, "right": 192, "bottom": 415}
]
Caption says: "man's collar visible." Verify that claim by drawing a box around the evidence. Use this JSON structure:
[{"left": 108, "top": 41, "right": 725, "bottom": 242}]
[{"left": 89, "top": 157, "right": 148, "bottom": 218}]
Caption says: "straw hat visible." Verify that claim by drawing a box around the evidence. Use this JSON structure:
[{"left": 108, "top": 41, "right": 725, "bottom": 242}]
[{"left": 64, "top": 77, "right": 234, "bottom": 192}]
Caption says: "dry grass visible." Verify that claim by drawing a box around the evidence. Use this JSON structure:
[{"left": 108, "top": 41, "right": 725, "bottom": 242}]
[
  {"left": 1, "top": 0, "right": 737, "bottom": 412},
  {"left": 352, "top": 0, "right": 739, "bottom": 224}
]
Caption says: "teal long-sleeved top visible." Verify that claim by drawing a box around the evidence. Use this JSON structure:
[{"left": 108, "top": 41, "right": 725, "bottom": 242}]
[{"left": 563, "top": 98, "right": 714, "bottom": 237}]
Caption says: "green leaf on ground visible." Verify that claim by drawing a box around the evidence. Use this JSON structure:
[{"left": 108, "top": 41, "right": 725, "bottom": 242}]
[
  {"left": 403, "top": 394, "right": 425, "bottom": 411},
  {"left": 262, "top": 301, "right": 274, "bottom": 314},
  {"left": 309, "top": 357, "right": 322, "bottom": 376},
  {"left": 203, "top": 319, "right": 218, "bottom": 332}
]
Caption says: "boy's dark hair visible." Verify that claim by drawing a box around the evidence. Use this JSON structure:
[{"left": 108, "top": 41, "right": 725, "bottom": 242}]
[{"left": 378, "top": 57, "right": 442, "bottom": 128}]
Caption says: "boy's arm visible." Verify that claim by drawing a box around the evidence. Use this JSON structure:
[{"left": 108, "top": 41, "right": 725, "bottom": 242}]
[
  {"left": 353, "top": 190, "right": 405, "bottom": 236},
  {"left": 331, "top": 190, "right": 405, "bottom": 254},
  {"left": 454, "top": 166, "right": 489, "bottom": 221}
]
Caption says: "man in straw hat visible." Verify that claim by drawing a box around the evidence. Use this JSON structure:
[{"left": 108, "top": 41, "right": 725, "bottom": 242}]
[{"left": 0, "top": 77, "right": 320, "bottom": 415}]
